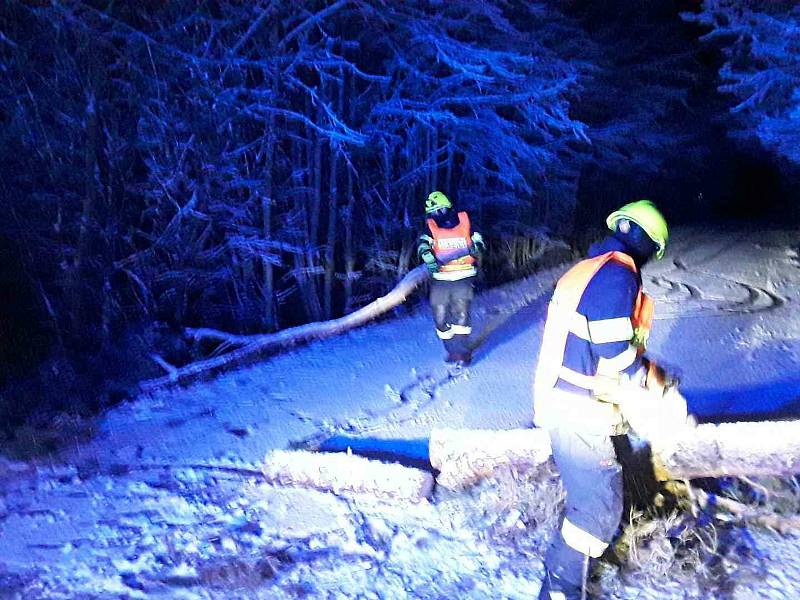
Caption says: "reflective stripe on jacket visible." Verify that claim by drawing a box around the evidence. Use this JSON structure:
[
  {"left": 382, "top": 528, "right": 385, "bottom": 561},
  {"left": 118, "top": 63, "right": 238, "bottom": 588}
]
[
  {"left": 534, "top": 250, "right": 653, "bottom": 407},
  {"left": 427, "top": 211, "right": 476, "bottom": 281}
]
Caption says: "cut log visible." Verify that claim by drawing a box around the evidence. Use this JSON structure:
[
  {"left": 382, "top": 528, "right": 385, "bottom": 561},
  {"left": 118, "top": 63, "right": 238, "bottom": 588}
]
[
  {"left": 428, "top": 422, "right": 800, "bottom": 490},
  {"left": 658, "top": 420, "right": 800, "bottom": 480},
  {"left": 266, "top": 421, "right": 800, "bottom": 503},
  {"left": 261, "top": 449, "right": 434, "bottom": 503},
  {"left": 139, "top": 265, "right": 430, "bottom": 392},
  {"left": 429, "top": 427, "right": 553, "bottom": 490}
]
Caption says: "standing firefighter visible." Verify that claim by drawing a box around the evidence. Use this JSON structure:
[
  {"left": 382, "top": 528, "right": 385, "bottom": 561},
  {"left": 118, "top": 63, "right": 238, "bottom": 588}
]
[
  {"left": 418, "top": 191, "right": 485, "bottom": 365},
  {"left": 534, "top": 200, "right": 692, "bottom": 600}
]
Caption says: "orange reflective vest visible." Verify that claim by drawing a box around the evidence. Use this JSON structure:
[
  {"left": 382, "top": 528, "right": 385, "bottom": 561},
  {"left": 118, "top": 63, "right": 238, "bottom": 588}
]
[
  {"left": 426, "top": 211, "right": 476, "bottom": 280},
  {"left": 534, "top": 251, "right": 654, "bottom": 397}
]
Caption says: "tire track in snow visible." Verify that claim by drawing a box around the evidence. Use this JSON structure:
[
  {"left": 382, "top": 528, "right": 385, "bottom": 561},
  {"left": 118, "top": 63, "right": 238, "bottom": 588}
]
[{"left": 649, "top": 256, "right": 786, "bottom": 319}]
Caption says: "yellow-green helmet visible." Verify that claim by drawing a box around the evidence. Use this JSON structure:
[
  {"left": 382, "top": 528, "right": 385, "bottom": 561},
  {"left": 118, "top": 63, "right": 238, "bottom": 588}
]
[
  {"left": 425, "top": 191, "right": 452, "bottom": 214},
  {"left": 606, "top": 199, "right": 669, "bottom": 260}
]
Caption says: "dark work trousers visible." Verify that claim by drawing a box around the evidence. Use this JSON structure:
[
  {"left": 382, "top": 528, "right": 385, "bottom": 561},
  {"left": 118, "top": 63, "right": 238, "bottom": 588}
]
[
  {"left": 429, "top": 276, "right": 475, "bottom": 355},
  {"left": 541, "top": 427, "right": 624, "bottom": 599}
]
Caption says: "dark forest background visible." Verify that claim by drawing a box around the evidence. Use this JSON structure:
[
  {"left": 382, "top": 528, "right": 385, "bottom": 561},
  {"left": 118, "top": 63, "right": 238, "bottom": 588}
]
[{"left": 1, "top": 0, "right": 799, "bottom": 430}]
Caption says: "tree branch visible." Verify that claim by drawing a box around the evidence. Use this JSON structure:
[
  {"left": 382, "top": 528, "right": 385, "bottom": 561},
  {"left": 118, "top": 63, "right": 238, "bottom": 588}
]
[{"left": 139, "top": 265, "right": 429, "bottom": 392}]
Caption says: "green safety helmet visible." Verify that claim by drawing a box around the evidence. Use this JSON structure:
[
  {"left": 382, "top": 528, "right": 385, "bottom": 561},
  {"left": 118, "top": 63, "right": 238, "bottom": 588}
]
[
  {"left": 606, "top": 199, "right": 669, "bottom": 260},
  {"left": 425, "top": 191, "right": 452, "bottom": 214}
]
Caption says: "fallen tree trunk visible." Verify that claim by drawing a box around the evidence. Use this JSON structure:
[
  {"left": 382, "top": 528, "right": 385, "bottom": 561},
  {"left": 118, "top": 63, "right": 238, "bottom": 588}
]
[
  {"left": 658, "top": 420, "right": 800, "bottom": 479},
  {"left": 428, "top": 422, "right": 800, "bottom": 490},
  {"left": 262, "top": 449, "right": 435, "bottom": 502},
  {"left": 429, "top": 427, "right": 553, "bottom": 490},
  {"left": 139, "top": 265, "right": 430, "bottom": 393},
  {"left": 262, "top": 421, "right": 800, "bottom": 506}
]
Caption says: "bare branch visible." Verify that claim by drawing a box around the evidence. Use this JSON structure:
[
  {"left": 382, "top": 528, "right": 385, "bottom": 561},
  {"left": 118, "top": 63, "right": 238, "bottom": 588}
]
[
  {"left": 139, "top": 266, "right": 430, "bottom": 391},
  {"left": 278, "top": 0, "right": 352, "bottom": 49}
]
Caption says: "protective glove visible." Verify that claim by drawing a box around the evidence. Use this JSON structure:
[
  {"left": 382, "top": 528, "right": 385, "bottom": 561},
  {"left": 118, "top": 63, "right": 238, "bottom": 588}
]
[
  {"left": 421, "top": 250, "right": 438, "bottom": 274},
  {"left": 618, "top": 367, "right": 696, "bottom": 453},
  {"left": 647, "top": 387, "right": 697, "bottom": 452},
  {"left": 643, "top": 358, "right": 681, "bottom": 396},
  {"left": 470, "top": 232, "right": 486, "bottom": 257}
]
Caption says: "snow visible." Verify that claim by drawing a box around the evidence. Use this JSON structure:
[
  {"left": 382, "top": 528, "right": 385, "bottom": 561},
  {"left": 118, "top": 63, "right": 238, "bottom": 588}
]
[{"left": 1, "top": 225, "right": 800, "bottom": 598}]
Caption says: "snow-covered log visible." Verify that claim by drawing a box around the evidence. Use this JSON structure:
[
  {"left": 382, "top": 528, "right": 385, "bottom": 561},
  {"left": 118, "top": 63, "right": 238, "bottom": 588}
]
[
  {"left": 658, "top": 420, "right": 800, "bottom": 480},
  {"left": 430, "top": 421, "right": 800, "bottom": 489},
  {"left": 266, "top": 421, "right": 800, "bottom": 503},
  {"left": 261, "top": 449, "right": 435, "bottom": 503},
  {"left": 139, "top": 265, "right": 430, "bottom": 392},
  {"left": 429, "top": 427, "right": 553, "bottom": 490}
]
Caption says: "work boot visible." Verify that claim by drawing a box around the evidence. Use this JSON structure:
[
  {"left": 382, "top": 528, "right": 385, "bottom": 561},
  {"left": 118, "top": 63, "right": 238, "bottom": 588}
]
[{"left": 538, "top": 571, "right": 583, "bottom": 600}]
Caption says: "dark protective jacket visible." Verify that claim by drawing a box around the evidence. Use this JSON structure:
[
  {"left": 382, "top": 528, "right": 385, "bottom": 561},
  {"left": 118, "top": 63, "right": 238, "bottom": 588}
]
[{"left": 534, "top": 236, "right": 653, "bottom": 431}]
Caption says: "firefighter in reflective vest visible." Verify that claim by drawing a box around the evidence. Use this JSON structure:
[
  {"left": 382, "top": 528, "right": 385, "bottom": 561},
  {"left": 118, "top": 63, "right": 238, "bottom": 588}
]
[
  {"left": 417, "top": 191, "right": 485, "bottom": 365},
  {"left": 534, "top": 200, "right": 692, "bottom": 600}
]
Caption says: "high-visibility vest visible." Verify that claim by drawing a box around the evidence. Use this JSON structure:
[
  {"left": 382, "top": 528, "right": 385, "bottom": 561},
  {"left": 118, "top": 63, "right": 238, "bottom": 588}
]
[
  {"left": 534, "top": 251, "right": 654, "bottom": 398},
  {"left": 426, "top": 211, "right": 476, "bottom": 280}
]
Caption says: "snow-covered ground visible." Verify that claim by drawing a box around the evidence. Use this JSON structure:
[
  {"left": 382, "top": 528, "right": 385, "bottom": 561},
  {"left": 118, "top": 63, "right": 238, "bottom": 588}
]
[{"left": 1, "top": 225, "right": 799, "bottom": 599}]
